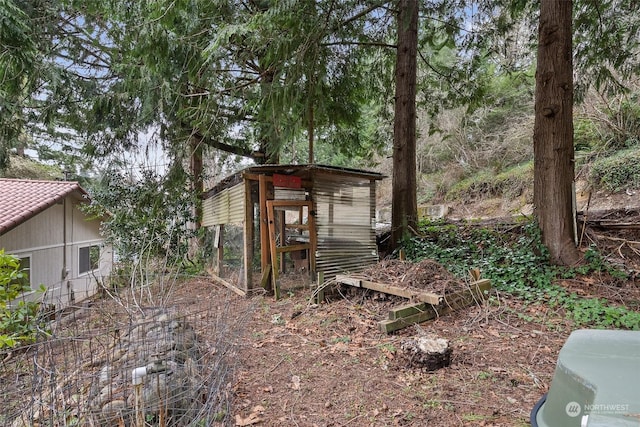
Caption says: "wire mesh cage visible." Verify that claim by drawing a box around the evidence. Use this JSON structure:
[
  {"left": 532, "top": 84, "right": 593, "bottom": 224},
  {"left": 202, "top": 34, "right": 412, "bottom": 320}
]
[{"left": 1, "top": 278, "right": 254, "bottom": 427}]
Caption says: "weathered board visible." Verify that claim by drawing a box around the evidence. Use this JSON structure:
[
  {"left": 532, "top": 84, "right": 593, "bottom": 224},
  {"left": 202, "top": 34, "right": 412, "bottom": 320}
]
[
  {"left": 335, "top": 274, "right": 442, "bottom": 305},
  {"left": 379, "top": 279, "right": 491, "bottom": 333},
  {"left": 208, "top": 269, "right": 247, "bottom": 297}
]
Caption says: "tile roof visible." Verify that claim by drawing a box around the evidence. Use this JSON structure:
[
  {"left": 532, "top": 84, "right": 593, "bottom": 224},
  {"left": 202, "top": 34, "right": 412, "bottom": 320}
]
[{"left": 0, "top": 179, "right": 89, "bottom": 236}]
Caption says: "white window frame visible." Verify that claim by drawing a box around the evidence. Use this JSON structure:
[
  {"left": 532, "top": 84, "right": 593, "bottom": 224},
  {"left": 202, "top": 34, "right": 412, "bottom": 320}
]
[{"left": 78, "top": 244, "right": 100, "bottom": 275}]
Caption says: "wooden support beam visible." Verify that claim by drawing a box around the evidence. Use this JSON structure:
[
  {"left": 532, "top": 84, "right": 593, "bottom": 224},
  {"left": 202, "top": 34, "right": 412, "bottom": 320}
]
[
  {"left": 285, "top": 224, "right": 311, "bottom": 230},
  {"left": 243, "top": 173, "right": 313, "bottom": 188},
  {"left": 335, "top": 275, "right": 361, "bottom": 287},
  {"left": 268, "top": 200, "right": 311, "bottom": 208},
  {"left": 276, "top": 243, "right": 312, "bottom": 254},
  {"left": 260, "top": 265, "right": 272, "bottom": 290},
  {"left": 361, "top": 280, "right": 442, "bottom": 305},
  {"left": 259, "top": 174, "right": 269, "bottom": 273}
]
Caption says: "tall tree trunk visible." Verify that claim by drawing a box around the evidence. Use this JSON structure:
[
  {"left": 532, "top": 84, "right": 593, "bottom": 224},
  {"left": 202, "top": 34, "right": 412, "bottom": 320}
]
[
  {"left": 391, "top": 0, "right": 418, "bottom": 249},
  {"left": 258, "top": 68, "right": 280, "bottom": 164},
  {"left": 308, "top": 102, "right": 314, "bottom": 164},
  {"left": 189, "top": 134, "right": 203, "bottom": 258},
  {"left": 190, "top": 135, "right": 203, "bottom": 230},
  {"left": 533, "top": 0, "right": 580, "bottom": 265}
]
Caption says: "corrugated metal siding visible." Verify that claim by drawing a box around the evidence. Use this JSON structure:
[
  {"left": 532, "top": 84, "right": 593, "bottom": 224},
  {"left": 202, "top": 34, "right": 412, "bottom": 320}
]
[
  {"left": 202, "top": 182, "right": 246, "bottom": 226},
  {"left": 274, "top": 188, "right": 306, "bottom": 200},
  {"left": 313, "top": 176, "right": 378, "bottom": 278}
]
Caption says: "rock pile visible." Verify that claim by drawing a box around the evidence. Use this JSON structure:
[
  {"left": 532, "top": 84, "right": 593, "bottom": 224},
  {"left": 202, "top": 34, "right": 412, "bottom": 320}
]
[{"left": 89, "top": 308, "right": 203, "bottom": 426}]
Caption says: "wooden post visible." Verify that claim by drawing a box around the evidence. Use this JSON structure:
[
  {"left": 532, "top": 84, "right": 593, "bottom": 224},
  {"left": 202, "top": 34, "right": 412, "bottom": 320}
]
[
  {"left": 217, "top": 225, "right": 224, "bottom": 274},
  {"left": 266, "top": 201, "right": 280, "bottom": 299},
  {"left": 259, "top": 175, "right": 270, "bottom": 280},
  {"left": 265, "top": 200, "right": 315, "bottom": 300},
  {"left": 243, "top": 180, "right": 253, "bottom": 292},
  {"left": 316, "top": 271, "right": 325, "bottom": 303},
  {"left": 308, "top": 202, "right": 317, "bottom": 276},
  {"left": 278, "top": 210, "right": 286, "bottom": 274}
]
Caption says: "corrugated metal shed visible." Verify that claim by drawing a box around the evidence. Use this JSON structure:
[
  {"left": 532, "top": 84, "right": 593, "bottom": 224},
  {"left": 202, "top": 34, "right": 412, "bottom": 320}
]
[
  {"left": 202, "top": 183, "right": 245, "bottom": 226},
  {"left": 202, "top": 164, "right": 385, "bottom": 295},
  {"left": 313, "top": 176, "right": 378, "bottom": 277}
]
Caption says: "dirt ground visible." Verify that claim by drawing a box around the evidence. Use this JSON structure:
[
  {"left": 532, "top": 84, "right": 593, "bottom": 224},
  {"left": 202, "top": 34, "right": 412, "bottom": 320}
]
[
  {"left": 171, "top": 248, "right": 638, "bottom": 427},
  {"left": 223, "top": 284, "right": 568, "bottom": 427},
  {"left": 219, "top": 190, "right": 640, "bottom": 427}
]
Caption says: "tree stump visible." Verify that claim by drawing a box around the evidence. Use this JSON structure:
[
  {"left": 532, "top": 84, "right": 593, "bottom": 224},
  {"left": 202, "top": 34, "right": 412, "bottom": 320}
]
[{"left": 401, "top": 334, "right": 451, "bottom": 371}]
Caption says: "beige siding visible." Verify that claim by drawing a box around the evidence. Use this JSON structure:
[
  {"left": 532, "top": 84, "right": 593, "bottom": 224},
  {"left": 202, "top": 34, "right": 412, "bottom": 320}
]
[
  {"left": 0, "top": 196, "right": 112, "bottom": 309},
  {"left": 0, "top": 203, "right": 65, "bottom": 252},
  {"left": 70, "top": 203, "right": 103, "bottom": 242}
]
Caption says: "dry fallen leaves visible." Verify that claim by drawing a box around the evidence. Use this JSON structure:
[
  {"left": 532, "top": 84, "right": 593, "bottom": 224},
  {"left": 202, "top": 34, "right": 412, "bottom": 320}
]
[
  {"left": 235, "top": 405, "right": 265, "bottom": 426},
  {"left": 290, "top": 375, "right": 301, "bottom": 390}
]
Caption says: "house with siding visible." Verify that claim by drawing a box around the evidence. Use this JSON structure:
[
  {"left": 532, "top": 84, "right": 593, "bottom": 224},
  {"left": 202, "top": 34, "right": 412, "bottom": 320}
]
[{"left": 0, "top": 179, "right": 112, "bottom": 309}]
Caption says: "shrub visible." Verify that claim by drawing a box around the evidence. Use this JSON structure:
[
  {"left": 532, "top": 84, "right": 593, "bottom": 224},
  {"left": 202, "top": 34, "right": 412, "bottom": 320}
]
[
  {"left": 0, "top": 250, "right": 46, "bottom": 349},
  {"left": 403, "top": 220, "right": 640, "bottom": 329},
  {"left": 589, "top": 147, "right": 640, "bottom": 191},
  {"left": 574, "top": 117, "right": 603, "bottom": 151},
  {"left": 444, "top": 162, "right": 533, "bottom": 202}
]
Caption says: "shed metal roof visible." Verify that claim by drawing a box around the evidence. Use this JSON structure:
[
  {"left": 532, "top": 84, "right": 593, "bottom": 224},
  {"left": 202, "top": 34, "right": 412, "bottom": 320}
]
[
  {"left": 0, "top": 178, "right": 89, "bottom": 236},
  {"left": 205, "top": 164, "right": 385, "bottom": 198}
]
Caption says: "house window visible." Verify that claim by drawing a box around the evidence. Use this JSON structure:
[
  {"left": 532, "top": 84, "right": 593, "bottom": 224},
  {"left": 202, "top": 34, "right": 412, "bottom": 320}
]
[
  {"left": 11, "top": 256, "right": 32, "bottom": 289},
  {"left": 79, "top": 245, "right": 100, "bottom": 275}
]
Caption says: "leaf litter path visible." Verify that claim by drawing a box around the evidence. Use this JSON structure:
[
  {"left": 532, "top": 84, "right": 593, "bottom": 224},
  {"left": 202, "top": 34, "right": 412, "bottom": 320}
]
[{"left": 210, "top": 281, "right": 572, "bottom": 427}]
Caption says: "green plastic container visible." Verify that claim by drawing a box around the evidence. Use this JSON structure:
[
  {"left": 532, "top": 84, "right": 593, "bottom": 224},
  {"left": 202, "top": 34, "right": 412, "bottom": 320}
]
[{"left": 531, "top": 329, "right": 640, "bottom": 427}]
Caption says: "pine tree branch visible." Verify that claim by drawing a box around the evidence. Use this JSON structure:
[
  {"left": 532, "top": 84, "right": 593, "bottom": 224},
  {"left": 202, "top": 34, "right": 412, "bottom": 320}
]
[
  {"left": 321, "top": 41, "right": 396, "bottom": 49},
  {"left": 336, "top": 2, "right": 391, "bottom": 30},
  {"left": 188, "top": 128, "right": 260, "bottom": 159},
  {"left": 417, "top": 50, "right": 465, "bottom": 99}
]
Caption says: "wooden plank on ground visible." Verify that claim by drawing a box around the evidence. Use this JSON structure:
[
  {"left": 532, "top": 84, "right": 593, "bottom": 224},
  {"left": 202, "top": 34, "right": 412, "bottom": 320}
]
[
  {"left": 208, "top": 270, "right": 247, "bottom": 297},
  {"left": 441, "top": 279, "right": 491, "bottom": 311},
  {"left": 335, "top": 275, "right": 443, "bottom": 305},
  {"left": 389, "top": 302, "right": 429, "bottom": 320},
  {"left": 379, "top": 279, "right": 491, "bottom": 333},
  {"left": 360, "top": 280, "right": 442, "bottom": 305},
  {"left": 335, "top": 274, "right": 362, "bottom": 287},
  {"left": 380, "top": 308, "right": 437, "bottom": 333}
]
